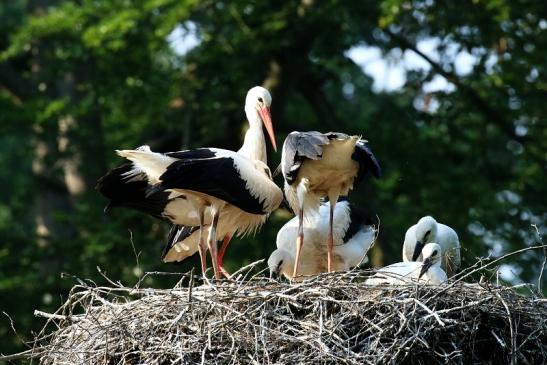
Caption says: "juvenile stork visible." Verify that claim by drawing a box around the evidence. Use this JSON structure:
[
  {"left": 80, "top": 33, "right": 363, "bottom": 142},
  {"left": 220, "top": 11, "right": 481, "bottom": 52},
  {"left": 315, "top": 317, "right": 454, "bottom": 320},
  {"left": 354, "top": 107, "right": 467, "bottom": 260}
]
[
  {"left": 280, "top": 131, "right": 381, "bottom": 277},
  {"left": 402, "top": 216, "right": 461, "bottom": 277},
  {"left": 268, "top": 198, "right": 377, "bottom": 281},
  {"left": 96, "top": 86, "right": 283, "bottom": 279},
  {"left": 366, "top": 243, "right": 447, "bottom": 285}
]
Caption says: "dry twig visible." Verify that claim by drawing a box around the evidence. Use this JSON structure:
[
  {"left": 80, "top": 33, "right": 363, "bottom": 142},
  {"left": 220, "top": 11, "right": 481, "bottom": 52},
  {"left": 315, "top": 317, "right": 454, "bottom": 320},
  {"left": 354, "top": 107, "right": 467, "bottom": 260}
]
[
  {"left": 11, "top": 264, "right": 545, "bottom": 364},
  {"left": 3, "top": 246, "right": 547, "bottom": 364}
]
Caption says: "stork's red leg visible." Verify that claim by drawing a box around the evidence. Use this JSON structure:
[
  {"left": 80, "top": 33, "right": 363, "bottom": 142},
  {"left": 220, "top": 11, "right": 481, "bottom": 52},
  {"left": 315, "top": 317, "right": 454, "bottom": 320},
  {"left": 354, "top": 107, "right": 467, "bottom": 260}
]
[
  {"left": 207, "top": 207, "right": 222, "bottom": 280},
  {"left": 327, "top": 199, "right": 336, "bottom": 272},
  {"left": 218, "top": 234, "right": 232, "bottom": 266},
  {"left": 293, "top": 207, "right": 304, "bottom": 278},
  {"left": 217, "top": 234, "right": 232, "bottom": 279},
  {"left": 197, "top": 210, "right": 208, "bottom": 277}
]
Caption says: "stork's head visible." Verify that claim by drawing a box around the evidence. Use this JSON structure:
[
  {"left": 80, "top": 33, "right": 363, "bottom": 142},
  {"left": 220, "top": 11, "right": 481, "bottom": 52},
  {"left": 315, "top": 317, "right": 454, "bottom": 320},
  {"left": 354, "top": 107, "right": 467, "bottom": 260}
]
[
  {"left": 412, "top": 216, "right": 438, "bottom": 261},
  {"left": 267, "top": 248, "right": 294, "bottom": 280},
  {"left": 418, "top": 243, "right": 442, "bottom": 279},
  {"left": 245, "top": 86, "right": 276, "bottom": 151}
]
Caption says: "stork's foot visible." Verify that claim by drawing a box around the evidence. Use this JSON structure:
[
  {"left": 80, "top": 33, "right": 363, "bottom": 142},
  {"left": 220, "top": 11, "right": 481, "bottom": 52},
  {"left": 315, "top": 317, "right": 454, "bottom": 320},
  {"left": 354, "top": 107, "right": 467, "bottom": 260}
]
[{"left": 219, "top": 265, "right": 232, "bottom": 280}]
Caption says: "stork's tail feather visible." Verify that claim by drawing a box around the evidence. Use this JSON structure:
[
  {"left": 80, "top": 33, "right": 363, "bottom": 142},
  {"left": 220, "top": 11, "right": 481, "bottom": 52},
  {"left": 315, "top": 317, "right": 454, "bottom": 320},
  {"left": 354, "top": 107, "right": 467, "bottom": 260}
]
[
  {"left": 95, "top": 163, "right": 169, "bottom": 220},
  {"left": 116, "top": 147, "right": 175, "bottom": 183}
]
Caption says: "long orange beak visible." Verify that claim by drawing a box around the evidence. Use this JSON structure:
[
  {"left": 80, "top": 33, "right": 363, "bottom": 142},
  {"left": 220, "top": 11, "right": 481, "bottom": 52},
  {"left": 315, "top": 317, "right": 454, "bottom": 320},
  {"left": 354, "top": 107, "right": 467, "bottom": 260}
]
[{"left": 258, "top": 106, "right": 277, "bottom": 152}]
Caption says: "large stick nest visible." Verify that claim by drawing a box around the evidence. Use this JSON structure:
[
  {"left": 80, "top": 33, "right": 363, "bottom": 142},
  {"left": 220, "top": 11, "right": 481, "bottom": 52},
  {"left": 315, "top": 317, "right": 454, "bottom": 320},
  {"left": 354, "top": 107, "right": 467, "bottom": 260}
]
[{"left": 28, "top": 264, "right": 547, "bottom": 364}]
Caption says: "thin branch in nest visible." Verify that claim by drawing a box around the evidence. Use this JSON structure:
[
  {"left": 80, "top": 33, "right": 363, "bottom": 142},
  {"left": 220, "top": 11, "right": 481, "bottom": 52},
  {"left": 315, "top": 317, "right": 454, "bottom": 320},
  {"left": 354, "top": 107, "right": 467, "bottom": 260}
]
[{"left": 2, "top": 247, "right": 547, "bottom": 365}]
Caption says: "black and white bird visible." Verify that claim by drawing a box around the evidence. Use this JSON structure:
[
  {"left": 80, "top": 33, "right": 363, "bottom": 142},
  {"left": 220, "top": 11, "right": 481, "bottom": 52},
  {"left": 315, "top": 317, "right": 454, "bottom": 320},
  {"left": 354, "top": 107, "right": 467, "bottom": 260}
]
[
  {"left": 280, "top": 131, "right": 381, "bottom": 277},
  {"left": 96, "top": 86, "right": 283, "bottom": 279},
  {"left": 366, "top": 243, "right": 448, "bottom": 285},
  {"left": 402, "top": 216, "right": 460, "bottom": 277},
  {"left": 268, "top": 198, "right": 377, "bottom": 280}
]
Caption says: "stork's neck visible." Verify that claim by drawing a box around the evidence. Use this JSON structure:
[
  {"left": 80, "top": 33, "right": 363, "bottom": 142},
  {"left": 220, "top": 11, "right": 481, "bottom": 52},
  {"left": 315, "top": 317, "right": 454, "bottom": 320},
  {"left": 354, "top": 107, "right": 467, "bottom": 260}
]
[{"left": 238, "top": 108, "right": 267, "bottom": 163}]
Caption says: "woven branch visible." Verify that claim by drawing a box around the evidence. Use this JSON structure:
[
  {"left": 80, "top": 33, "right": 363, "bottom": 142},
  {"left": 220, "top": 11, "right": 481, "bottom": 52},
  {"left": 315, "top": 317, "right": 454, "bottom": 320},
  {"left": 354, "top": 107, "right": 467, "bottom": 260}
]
[{"left": 22, "top": 263, "right": 547, "bottom": 365}]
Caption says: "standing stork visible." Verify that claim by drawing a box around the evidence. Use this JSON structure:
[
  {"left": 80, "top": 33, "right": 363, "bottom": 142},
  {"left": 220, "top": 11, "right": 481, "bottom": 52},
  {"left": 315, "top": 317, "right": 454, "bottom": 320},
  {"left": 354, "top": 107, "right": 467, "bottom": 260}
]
[
  {"left": 96, "top": 86, "right": 283, "bottom": 279},
  {"left": 280, "top": 131, "right": 381, "bottom": 277}
]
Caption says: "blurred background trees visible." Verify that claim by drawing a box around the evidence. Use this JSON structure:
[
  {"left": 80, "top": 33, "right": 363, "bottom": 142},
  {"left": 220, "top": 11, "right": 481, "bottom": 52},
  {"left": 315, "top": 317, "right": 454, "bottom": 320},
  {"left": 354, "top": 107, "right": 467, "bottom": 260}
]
[{"left": 0, "top": 0, "right": 545, "bottom": 354}]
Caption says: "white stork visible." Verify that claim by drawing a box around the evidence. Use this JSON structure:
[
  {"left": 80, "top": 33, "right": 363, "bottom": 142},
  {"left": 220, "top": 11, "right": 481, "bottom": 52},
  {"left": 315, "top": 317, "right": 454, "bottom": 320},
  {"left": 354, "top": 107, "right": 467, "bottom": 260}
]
[
  {"left": 268, "top": 198, "right": 377, "bottom": 280},
  {"left": 280, "top": 131, "right": 381, "bottom": 277},
  {"left": 366, "top": 243, "right": 448, "bottom": 285},
  {"left": 96, "top": 86, "right": 283, "bottom": 279},
  {"left": 402, "top": 216, "right": 461, "bottom": 277}
]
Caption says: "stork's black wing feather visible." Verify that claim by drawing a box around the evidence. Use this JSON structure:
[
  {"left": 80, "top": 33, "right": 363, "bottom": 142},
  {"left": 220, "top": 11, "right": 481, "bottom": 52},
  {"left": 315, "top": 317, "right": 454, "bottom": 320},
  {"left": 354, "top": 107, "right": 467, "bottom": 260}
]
[
  {"left": 96, "top": 163, "right": 170, "bottom": 220},
  {"left": 281, "top": 131, "right": 330, "bottom": 185},
  {"left": 166, "top": 148, "right": 216, "bottom": 160},
  {"left": 342, "top": 199, "right": 379, "bottom": 242},
  {"left": 152, "top": 154, "right": 266, "bottom": 215},
  {"left": 352, "top": 139, "right": 381, "bottom": 184},
  {"left": 161, "top": 224, "right": 199, "bottom": 260}
]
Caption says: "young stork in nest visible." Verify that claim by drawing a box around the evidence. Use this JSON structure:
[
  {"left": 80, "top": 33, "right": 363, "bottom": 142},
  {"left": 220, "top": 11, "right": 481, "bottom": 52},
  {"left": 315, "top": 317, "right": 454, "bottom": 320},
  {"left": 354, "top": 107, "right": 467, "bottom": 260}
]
[
  {"left": 268, "top": 198, "right": 377, "bottom": 281},
  {"left": 96, "top": 87, "right": 283, "bottom": 279},
  {"left": 402, "top": 216, "right": 461, "bottom": 277},
  {"left": 280, "top": 131, "right": 381, "bottom": 277},
  {"left": 366, "top": 243, "right": 448, "bottom": 285}
]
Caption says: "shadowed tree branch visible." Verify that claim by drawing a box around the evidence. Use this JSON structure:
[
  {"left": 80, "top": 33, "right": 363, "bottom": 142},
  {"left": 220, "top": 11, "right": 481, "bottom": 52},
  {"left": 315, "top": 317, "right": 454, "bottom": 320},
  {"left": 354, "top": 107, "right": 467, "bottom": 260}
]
[{"left": 383, "top": 28, "right": 528, "bottom": 145}]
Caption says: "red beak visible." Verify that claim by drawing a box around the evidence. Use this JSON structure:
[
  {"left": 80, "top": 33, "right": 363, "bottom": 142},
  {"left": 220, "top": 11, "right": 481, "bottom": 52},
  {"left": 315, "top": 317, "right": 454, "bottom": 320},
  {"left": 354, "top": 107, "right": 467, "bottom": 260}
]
[{"left": 258, "top": 107, "right": 277, "bottom": 152}]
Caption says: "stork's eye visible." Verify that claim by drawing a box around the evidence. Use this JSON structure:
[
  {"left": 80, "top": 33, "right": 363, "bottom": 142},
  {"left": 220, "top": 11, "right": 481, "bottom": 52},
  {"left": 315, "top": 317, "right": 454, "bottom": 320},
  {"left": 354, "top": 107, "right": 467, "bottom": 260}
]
[
  {"left": 432, "top": 250, "right": 438, "bottom": 256},
  {"left": 277, "top": 260, "right": 283, "bottom": 271},
  {"left": 424, "top": 230, "right": 431, "bottom": 239},
  {"left": 258, "top": 97, "right": 263, "bottom": 103}
]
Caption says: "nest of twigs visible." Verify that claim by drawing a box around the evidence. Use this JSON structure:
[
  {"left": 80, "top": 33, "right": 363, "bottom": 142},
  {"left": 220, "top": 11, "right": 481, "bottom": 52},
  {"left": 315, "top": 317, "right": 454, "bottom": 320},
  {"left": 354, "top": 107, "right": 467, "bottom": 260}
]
[{"left": 23, "top": 260, "right": 547, "bottom": 365}]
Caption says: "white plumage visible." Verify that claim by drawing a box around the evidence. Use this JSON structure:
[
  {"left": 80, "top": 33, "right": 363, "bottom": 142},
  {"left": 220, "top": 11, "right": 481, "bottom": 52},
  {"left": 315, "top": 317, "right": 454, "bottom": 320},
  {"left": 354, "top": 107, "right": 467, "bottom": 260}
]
[
  {"left": 366, "top": 243, "right": 448, "bottom": 285},
  {"left": 97, "top": 86, "right": 282, "bottom": 279},
  {"left": 268, "top": 199, "right": 376, "bottom": 280},
  {"left": 115, "top": 147, "right": 281, "bottom": 235},
  {"left": 402, "top": 216, "right": 461, "bottom": 277}
]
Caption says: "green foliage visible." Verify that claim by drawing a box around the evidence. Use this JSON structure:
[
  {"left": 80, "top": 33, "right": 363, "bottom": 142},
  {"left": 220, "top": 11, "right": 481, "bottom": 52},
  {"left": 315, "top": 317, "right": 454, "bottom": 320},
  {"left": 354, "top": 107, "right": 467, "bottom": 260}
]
[{"left": 0, "top": 0, "right": 545, "bottom": 356}]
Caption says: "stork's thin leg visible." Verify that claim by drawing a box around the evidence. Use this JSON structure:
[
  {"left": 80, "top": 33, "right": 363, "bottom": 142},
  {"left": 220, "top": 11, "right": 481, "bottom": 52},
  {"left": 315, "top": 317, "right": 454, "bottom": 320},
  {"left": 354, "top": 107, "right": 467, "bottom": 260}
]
[
  {"left": 327, "top": 199, "right": 336, "bottom": 272},
  {"left": 197, "top": 209, "right": 208, "bottom": 278},
  {"left": 207, "top": 206, "right": 222, "bottom": 280},
  {"left": 293, "top": 206, "right": 305, "bottom": 278},
  {"left": 217, "top": 234, "right": 232, "bottom": 279}
]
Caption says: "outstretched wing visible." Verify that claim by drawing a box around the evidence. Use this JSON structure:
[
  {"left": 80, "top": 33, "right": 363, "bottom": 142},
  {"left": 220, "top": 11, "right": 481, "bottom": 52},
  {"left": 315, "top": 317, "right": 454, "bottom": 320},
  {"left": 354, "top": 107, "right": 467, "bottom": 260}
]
[{"left": 281, "top": 131, "right": 330, "bottom": 185}]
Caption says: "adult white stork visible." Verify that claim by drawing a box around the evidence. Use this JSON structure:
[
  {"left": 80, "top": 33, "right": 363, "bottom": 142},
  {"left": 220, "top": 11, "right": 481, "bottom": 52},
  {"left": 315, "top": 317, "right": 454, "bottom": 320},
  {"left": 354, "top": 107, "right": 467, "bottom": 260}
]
[
  {"left": 96, "top": 86, "right": 283, "bottom": 279},
  {"left": 268, "top": 198, "right": 377, "bottom": 280},
  {"left": 366, "top": 243, "right": 448, "bottom": 285},
  {"left": 280, "top": 131, "right": 381, "bottom": 277},
  {"left": 402, "top": 216, "right": 461, "bottom": 277}
]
